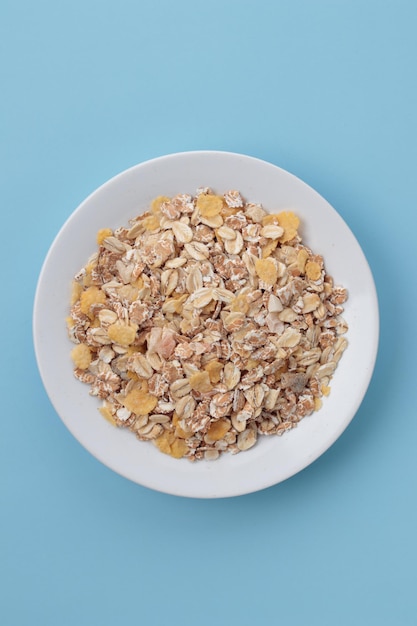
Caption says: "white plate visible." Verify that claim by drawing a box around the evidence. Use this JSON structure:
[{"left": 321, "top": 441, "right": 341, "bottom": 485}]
[{"left": 33, "top": 151, "right": 379, "bottom": 498}]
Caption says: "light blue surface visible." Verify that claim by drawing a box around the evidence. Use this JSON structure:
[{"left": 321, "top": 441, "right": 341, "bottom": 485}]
[{"left": 1, "top": 1, "right": 416, "bottom": 624}]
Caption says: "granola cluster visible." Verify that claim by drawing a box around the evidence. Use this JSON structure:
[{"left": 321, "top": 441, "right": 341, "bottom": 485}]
[{"left": 67, "top": 189, "right": 348, "bottom": 461}]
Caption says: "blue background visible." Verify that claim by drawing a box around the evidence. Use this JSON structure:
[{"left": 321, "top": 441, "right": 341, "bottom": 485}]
[{"left": 1, "top": 1, "right": 416, "bottom": 625}]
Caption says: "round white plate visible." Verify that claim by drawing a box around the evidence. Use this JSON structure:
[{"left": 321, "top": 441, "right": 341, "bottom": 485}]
[{"left": 33, "top": 151, "right": 379, "bottom": 498}]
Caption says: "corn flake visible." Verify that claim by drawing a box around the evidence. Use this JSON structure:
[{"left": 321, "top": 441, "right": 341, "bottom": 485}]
[
  {"left": 154, "top": 430, "right": 188, "bottom": 458},
  {"left": 255, "top": 258, "right": 278, "bottom": 285},
  {"left": 97, "top": 228, "right": 113, "bottom": 245},
  {"left": 305, "top": 261, "right": 322, "bottom": 281},
  {"left": 196, "top": 194, "right": 224, "bottom": 217},
  {"left": 276, "top": 211, "right": 300, "bottom": 243},
  {"left": 107, "top": 322, "right": 138, "bottom": 346},
  {"left": 99, "top": 406, "right": 116, "bottom": 426},
  {"left": 151, "top": 195, "right": 170, "bottom": 214},
  {"left": 123, "top": 388, "right": 158, "bottom": 415},
  {"left": 80, "top": 286, "right": 107, "bottom": 317},
  {"left": 188, "top": 371, "right": 212, "bottom": 393},
  {"left": 206, "top": 418, "right": 231, "bottom": 442},
  {"left": 71, "top": 343, "right": 92, "bottom": 369},
  {"left": 230, "top": 294, "right": 249, "bottom": 314},
  {"left": 204, "top": 360, "right": 224, "bottom": 384},
  {"left": 261, "top": 239, "right": 278, "bottom": 258}
]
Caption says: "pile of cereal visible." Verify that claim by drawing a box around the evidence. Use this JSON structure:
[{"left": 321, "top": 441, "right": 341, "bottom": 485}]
[{"left": 67, "top": 189, "right": 348, "bottom": 461}]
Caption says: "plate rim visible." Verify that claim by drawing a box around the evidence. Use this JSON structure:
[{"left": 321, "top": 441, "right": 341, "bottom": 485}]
[{"left": 33, "top": 150, "right": 380, "bottom": 498}]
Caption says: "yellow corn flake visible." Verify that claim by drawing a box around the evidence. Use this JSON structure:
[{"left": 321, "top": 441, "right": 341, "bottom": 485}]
[
  {"left": 204, "top": 360, "right": 224, "bottom": 384},
  {"left": 70, "top": 343, "right": 92, "bottom": 370},
  {"left": 170, "top": 438, "right": 188, "bottom": 458},
  {"left": 261, "top": 239, "right": 278, "bottom": 258},
  {"left": 96, "top": 228, "right": 113, "bottom": 245},
  {"left": 279, "top": 227, "right": 298, "bottom": 243},
  {"left": 188, "top": 371, "right": 212, "bottom": 393},
  {"left": 82, "top": 261, "right": 97, "bottom": 287},
  {"left": 118, "top": 284, "right": 139, "bottom": 302},
  {"left": 143, "top": 214, "right": 160, "bottom": 231},
  {"left": 276, "top": 211, "right": 300, "bottom": 243},
  {"left": 122, "top": 388, "right": 158, "bottom": 415},
  {"left": 262, "top": 213, "right": 281, "bottom": 226},
  {"left": 80, "top": 286, "right": 107, "bottom": 317},
  {"left": 230, "top": 294, "right": 249, "bottom": 314},
  {"left": 99, "top": 406, "right": 116, "bottom": 426},
  {"left": 314, "top": 397, "right": 323, "bottom": 411},
  {"left": 172, "top": 413, "right": 193, "bottom": 439},
  {"left": 154, "top": 430, "right": 174, "bottom": 455},
  {"left": 297, "top": 248, "right": 309, "bottom": 273},
  {"left": 321, "top": 384, "right": 331, "bottom": 396},
  {"left": 196, "top": 194, "right": 224, "bottom": 217},
  {"left": 70, "top": 280, "right": 83, "bottom": 305},
  {"left": 154, "top": 430, "right": 188, "bottom": 458},
  {"left": 305, "top": 261, "right": 322, "bottom": 281},
  {"left": 277, "top": 211, "right": 299, "bottom": 229},
  {"left": 66, "top": 316, "right": 75, "bottom": 329},
  {"left": 107, "top": 322, "right": 138, "bottom": 346},
  {"left": 254, "top": 258, "right": 278, "bottom": 285},
  {"left": 151, "top": 195, "right": 170, "bottom": 214},
  {"left": 206, "top": 418, "right": 231, "bottom": 442},
  {"left": 245, "top": 359, "right": 260, "bottom": 371}
]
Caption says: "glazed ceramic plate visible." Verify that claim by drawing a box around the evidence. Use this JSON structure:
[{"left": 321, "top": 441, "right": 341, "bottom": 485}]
[{"left": 33, "top": 151, "right": 379, "bottom": 498}]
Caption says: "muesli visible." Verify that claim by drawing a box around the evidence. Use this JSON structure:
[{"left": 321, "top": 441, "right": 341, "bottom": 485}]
[{"left": 67, "top": 189, "right": 348, "bottom": 460}]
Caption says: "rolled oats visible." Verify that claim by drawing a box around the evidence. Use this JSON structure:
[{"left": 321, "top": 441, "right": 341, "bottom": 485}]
[{"left": 68, "top": 189, "right": 348, "bottom": 461}]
